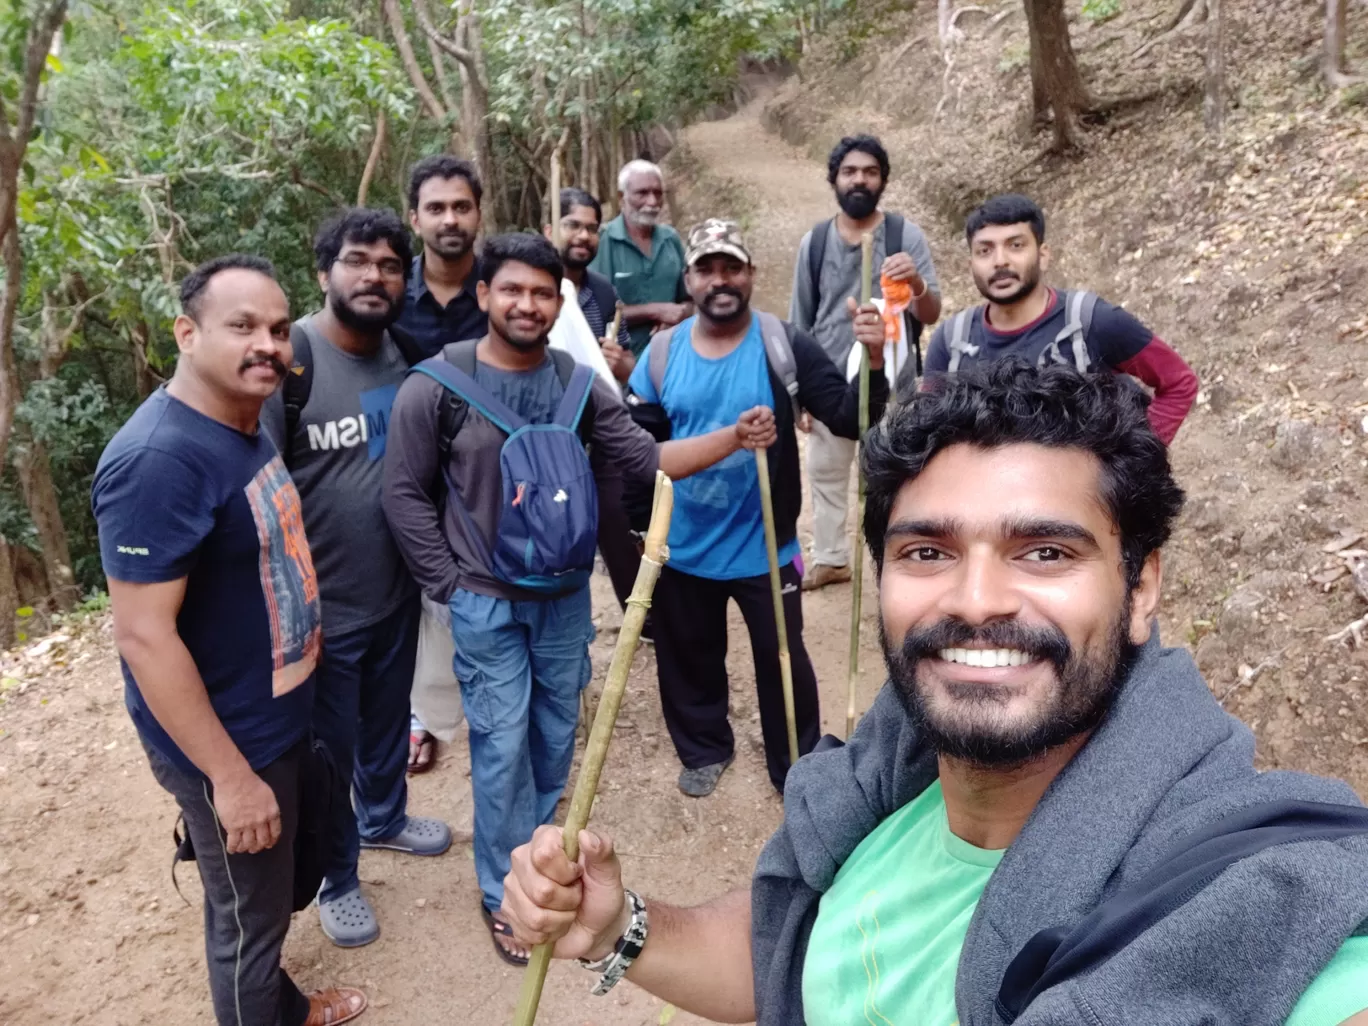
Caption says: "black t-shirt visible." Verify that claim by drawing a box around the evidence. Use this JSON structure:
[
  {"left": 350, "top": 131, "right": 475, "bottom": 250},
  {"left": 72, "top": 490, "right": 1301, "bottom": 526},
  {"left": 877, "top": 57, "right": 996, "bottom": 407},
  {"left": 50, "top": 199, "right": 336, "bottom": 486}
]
[
  {"left": 924, "top": 289, "right": 1154, "bottom": 375},
  {"left": 92, "top": 389, "right": 321, "bottom": 774}
]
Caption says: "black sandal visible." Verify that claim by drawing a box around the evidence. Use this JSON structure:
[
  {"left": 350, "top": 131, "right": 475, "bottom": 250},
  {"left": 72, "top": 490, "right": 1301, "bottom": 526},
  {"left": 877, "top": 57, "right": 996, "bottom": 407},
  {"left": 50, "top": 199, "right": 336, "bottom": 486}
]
[{"left": 481, "top": 905, "right": 530, "bottom": 967}]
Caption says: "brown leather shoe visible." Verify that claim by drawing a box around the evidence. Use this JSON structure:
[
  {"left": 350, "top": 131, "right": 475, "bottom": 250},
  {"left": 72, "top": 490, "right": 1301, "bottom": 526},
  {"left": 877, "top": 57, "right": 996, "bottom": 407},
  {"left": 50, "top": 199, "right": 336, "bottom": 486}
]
[
  {"left": 802, "top": 563, "right": 852, "bottom": 591},
  {"left": 305, "top": 986, "right": 367, "bottom": 1025}
]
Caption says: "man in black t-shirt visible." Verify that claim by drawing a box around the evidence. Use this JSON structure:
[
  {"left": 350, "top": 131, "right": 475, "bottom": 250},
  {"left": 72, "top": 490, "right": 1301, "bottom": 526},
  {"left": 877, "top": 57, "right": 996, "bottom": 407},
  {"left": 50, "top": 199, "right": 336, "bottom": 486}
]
[
  {"left": 93, "top": 256, "right": 367, "bottom": 1025},
  {"left": 911, "top": 194, "right": 1197, "bottom": 445}
]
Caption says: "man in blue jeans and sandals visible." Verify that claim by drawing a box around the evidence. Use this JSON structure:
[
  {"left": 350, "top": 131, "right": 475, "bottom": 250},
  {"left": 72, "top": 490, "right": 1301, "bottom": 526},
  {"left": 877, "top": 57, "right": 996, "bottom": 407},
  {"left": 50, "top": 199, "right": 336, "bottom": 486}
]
[
  {"left": 94, "top": 255, "right": 366, "bottom": 1025},
  {"left": 262, "top": 208, "right": 452, "bottom": 948},
  {"left": 383, "top": 232, "right": 777, "bottom": 964}
]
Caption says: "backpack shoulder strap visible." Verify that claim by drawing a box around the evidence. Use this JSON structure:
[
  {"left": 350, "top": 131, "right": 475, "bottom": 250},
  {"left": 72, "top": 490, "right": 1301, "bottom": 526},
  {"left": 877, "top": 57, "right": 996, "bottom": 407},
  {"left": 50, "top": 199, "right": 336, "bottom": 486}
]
[
  {"left": 282, "top": 321, "right": 314, "bottom": 466},
  {"left": 552, "top": 364, "right": 595, "bottom": 431},
  {"left": 945, "top": 308, "right": 981, "bottom": 373},
  {"left": 411, "top": 353, "right": 522, "bottom": 434},
  {"left": 1052, "top": 289, "right": 1095, "bottom": 373},
  {"left": 883, "top": 212, "right": 904, "bottom": 256},
  {"left": 756, "top": 310, "right": 800, "bottom": 421},
  {"left": 647, "top": 327, "right": 676, "bottom": 397},
  {"left": 807, "top": 219, "right": 833, "bottom": 300}
]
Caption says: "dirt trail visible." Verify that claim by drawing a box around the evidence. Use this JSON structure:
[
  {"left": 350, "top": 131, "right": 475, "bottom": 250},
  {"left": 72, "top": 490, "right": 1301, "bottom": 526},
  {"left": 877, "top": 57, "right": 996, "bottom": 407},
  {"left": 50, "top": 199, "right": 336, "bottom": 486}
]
[{"left": 0, "top": 103, "right": 883, "bottom": 1026}]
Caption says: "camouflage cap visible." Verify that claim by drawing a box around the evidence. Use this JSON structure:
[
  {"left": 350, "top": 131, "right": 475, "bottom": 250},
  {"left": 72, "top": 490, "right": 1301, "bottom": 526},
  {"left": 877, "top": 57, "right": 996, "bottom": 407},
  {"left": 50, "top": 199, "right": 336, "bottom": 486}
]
[{"left": 684, "top": 218, "right": 752, "bottom": 268}]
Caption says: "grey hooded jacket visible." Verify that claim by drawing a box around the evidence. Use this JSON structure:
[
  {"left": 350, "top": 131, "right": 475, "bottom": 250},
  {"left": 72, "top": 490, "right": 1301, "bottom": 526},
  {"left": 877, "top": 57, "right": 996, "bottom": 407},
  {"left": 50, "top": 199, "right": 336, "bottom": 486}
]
[{"left": 752, "top": 634, "right": 1368, "bottom": 1025}]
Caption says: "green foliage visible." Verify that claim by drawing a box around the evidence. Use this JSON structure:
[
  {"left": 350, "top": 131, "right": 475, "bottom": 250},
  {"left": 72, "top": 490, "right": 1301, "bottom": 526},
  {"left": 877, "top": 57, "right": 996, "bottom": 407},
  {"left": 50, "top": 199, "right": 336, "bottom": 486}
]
[{"left": 1081, "top": 0, "right": 1121, "bottom": 23}]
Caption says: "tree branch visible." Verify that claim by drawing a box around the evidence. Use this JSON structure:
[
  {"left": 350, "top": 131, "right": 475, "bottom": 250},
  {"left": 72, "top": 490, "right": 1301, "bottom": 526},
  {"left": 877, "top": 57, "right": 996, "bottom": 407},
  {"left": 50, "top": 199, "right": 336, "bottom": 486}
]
[
  {"left": 411, "top": 0, "right": 476, "bottom": 69},
  {"left": 0, "top": 1, "right": 69, "bottom": 149},
  {"left": 380, "top": 0, "right": 447, "bottom": 120},
  {"left": 290, "top": 166, "right": 346, "bottom": 205},
  {"left": 356, "top": 110, "right": 388, "bottom": 206}
]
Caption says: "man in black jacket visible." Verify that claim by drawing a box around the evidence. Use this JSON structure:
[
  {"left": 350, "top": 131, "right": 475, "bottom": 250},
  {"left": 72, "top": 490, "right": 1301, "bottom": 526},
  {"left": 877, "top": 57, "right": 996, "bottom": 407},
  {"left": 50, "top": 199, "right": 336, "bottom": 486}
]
[{"left": 628, "top": 219, "right": 889, "bottom": 796}]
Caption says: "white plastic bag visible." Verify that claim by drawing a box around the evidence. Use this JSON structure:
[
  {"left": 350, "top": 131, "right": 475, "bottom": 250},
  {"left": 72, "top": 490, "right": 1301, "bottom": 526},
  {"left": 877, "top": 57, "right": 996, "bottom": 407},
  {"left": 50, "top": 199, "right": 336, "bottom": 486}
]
[
  {"left": 844, "top": 297, "right": 910, "bottom": 388},
  {"left": 548, "top": 278, "right": 619, "bottom": 391}
]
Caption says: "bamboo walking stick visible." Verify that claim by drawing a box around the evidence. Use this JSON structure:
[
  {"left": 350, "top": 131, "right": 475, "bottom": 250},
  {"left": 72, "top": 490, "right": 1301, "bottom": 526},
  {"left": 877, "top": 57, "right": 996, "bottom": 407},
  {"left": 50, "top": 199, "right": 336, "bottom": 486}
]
[
  {"left": 755, "top": 446, "right": 799, "bottom": 766},
  {"left": 607, "top": 301, "right": 624, "bottom": 345},
  {"left": 846, "top": 233, "right": 874, "bottom": 738},
  {"left": 511, "top": 471, "right": 675, "bottom": 1026}
]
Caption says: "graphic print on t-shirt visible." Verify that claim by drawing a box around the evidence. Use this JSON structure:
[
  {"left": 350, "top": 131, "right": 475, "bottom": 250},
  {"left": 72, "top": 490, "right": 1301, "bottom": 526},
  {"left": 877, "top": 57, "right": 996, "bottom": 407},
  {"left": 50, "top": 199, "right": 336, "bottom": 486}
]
[
  {"left": 305, "top": 381, "right": 399, "bottom": 460},
  {"left": 244, "top": 456, "right": 321, "bottom": 695}
]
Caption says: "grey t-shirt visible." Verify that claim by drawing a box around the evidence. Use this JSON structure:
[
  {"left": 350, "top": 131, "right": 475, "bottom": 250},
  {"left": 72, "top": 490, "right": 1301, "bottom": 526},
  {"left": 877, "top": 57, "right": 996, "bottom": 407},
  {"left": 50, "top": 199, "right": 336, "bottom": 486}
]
[
  {"left": 261, "top": 316, "right": 416, "bottom": 636},
  {"left": 788, "top": 213, "right": 941, "bottom": 367},
  {"left": 474, "top": 358, "right": 563, "bottom": 426}
]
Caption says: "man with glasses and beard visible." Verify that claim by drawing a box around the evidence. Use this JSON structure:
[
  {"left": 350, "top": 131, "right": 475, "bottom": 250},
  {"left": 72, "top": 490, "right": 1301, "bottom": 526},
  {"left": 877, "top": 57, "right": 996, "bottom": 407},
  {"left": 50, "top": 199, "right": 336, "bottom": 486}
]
[
  {"left": 922, "top": 193, "right": 1198, "bottom": 446},
  {"left": 501, "top": 363, "right": 1368, "bottom": 1026},
  {"left": 262, "top": 209, "right": 452, "bottom": 949},
  {"left": 590, "top": 160, "right": 693, "bottom": 358},
  {"left": 627, "top": 220, "right": 889, "bottom": 798},
  {"left": 790, "top": 134, "right": 943, "bottom": 593}
]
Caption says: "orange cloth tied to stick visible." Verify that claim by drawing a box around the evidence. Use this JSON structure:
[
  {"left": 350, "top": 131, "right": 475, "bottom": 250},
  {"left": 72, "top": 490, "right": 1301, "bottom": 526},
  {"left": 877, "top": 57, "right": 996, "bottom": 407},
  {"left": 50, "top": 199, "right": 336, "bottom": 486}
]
[{"left": 880, "top": 274, "right": 912, "bottom": 342}]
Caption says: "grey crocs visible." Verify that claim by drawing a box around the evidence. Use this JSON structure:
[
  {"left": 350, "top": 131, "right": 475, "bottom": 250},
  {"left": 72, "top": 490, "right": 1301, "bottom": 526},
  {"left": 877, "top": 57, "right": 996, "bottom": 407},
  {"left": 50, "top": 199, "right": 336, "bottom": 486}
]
[
  {"left": 678, "top": 756, "right": 734, "bottom": 798},
  {"left": 359, "top": 815, "right": 452, "bottom": 856},
  {"left": 318, "top": 887, "right": 379, "bottom": 948}
]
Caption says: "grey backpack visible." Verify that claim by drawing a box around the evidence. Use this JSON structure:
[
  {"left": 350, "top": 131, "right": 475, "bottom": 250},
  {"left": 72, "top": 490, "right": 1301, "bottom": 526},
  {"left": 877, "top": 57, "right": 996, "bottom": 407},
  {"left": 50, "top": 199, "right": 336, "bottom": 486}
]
[
  {"left": 945, "top": 289, "right": 1098, "bottom": 373},
  {"left": 646, "top": 310, "right": 800, "bottom": 420}
]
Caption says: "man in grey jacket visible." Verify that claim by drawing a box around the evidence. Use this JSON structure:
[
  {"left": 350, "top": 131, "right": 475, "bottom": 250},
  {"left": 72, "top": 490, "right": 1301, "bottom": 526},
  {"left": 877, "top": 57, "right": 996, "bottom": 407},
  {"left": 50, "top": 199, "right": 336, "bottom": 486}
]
[
  {"left": 382, "top": 232, "right": 776, "bottom": 966},
  {"left": 501, "top": 363, "right": 1368, "bottom": 1025}
]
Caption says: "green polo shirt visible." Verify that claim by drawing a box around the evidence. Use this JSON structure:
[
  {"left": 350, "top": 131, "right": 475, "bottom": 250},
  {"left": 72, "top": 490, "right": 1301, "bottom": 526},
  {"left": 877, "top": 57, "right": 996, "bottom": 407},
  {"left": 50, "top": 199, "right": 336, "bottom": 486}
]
[{"left": 589, "top": 216, "right": 690, "bottom": 355}]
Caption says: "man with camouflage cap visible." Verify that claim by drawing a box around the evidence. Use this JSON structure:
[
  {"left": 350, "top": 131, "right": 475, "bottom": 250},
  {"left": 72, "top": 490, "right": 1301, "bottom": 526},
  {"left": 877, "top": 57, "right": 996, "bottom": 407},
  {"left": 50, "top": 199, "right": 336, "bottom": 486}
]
[{"left": 627, "top": 219, "right": 890, "bottom": 796}]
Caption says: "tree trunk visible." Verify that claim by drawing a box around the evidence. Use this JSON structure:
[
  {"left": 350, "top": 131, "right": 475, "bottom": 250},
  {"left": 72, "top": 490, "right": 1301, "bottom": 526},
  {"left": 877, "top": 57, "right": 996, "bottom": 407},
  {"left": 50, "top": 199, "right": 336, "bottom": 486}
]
[
  {"left": 356, "top": 110, "right": 388, "bottom": 206},
  {"left": 1325, "top": 0, "right": 1350, "bottom": 87},
  {"left": 381, "top": 0, "right": 447, "bottom": 120},
  {"left": 0, "top": 537, "right": 19, "bottom": 650},
  {"left": 1204, "top": 0, "right": 1224, "bottom": 140},
  {"left": 1023, "top": 0, "right": 1093, "bottom": 150},
  {"left": 16, "top": 439, "right": 76, "bottom": 609}
]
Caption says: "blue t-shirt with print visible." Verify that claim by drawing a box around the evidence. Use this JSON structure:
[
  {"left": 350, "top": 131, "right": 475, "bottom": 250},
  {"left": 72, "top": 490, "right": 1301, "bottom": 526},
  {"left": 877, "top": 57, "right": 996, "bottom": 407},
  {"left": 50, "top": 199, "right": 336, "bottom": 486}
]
[
  {"left": 92, "top": 388, "right": 322, "bottom": 775},
  {"left": 628, "top": 315, "right": 800, "bottom": 580}
]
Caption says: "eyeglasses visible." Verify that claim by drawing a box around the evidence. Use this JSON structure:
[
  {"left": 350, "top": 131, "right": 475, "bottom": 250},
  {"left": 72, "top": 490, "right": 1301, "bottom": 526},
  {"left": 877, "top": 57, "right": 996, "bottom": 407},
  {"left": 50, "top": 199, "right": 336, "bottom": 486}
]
[
  {"left": 560, "top": 219, "right": 600, "bottom": 237},
  {"left": 337, "top": 253, "right": 406, "bottom": 278}
]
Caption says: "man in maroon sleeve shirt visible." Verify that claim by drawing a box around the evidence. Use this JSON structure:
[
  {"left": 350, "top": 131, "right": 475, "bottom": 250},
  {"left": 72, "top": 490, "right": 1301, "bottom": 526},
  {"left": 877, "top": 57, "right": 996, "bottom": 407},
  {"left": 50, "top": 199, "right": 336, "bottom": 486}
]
[{"left": 916, "top": 194, "right": 1197, "bottom": 445}]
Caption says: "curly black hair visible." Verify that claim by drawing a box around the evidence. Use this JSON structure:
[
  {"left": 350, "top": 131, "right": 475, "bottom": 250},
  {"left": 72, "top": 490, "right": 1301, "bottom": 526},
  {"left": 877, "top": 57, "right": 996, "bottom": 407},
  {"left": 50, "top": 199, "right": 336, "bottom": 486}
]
[
  {"left": 313, "top": 207, "right": 413, "bottom": 277},
  {"left": 862, "top": 362, "right": 1185, "bottom": 588},
  {"left": 826, "top": 134, "right": 890, "bottom": 186}
]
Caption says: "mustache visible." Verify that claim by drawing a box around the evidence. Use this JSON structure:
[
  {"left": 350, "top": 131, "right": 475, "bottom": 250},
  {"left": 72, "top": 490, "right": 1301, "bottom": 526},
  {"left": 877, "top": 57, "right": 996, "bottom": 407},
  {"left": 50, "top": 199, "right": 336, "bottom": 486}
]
[
  {"left": 350, "top": 285, "right": 393, "bottom": 300},
  {"left": 989, "top": 271, "right": 1020, "bottom": 284},
  {"left": 898, "top": 617, "right": 1073, "bottom": 672},
  {"left": 703, "top": 286, "right": 744, "bottom": 304},
  {"left": 240, "top": 354, "right": 288, "bottom": 378}
]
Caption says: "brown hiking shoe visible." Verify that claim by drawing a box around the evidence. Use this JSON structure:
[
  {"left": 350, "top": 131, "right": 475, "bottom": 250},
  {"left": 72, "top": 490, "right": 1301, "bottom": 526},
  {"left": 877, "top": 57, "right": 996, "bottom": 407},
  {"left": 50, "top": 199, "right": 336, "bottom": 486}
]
[{"left": 802, "top": 563, "right": 852, "bottom": 591}]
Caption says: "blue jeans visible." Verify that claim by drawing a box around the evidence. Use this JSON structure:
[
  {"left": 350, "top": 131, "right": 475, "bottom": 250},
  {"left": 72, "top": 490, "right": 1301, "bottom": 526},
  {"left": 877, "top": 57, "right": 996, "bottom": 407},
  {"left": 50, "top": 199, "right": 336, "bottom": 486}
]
[
  {"left": 448, "top": 585, "right": 593, "bottom": 912},
  {"left": 313, "top": 597, "right": 421, "bottom": 904}
]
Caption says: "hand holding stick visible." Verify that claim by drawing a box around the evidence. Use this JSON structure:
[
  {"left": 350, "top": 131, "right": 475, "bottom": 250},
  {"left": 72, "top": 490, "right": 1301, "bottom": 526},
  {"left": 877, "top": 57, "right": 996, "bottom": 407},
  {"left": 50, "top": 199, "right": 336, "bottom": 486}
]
[
  {"left": 511, "top": 472, "right": 675, "bottom": 1026},
  {"left": 846, "top": 233, "right": 873, "bottom": 739}
]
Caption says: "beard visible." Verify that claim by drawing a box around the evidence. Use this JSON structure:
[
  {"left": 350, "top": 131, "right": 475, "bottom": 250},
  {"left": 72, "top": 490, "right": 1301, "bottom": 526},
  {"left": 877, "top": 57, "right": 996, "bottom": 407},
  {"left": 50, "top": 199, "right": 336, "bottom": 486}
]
[
  {"left": 427, "top": 227, "right": 474, "bottom": 260},
  {"left": 881, "top": 602, "right": 1137, "bottom": 769},
  {"left": 626, "top": 206, "right": 661, "bottom": 228},
  {"left": 973, "top": 261, "right": 1041, "bottom": 306},
  {"left": 329, "top": 287, "right": 402, "bottom": 331},
  {"left": 494, "top": 311, "right": 550, "bottom": 350},
  {"left": 699, "top": 285, "right": 748, "bottom": 324},
  {"left": 561, "top": 242, "right": 595, "bottom": 271},
  {"left": 836, "top": 183, "right": 883, "bottom": 220}
]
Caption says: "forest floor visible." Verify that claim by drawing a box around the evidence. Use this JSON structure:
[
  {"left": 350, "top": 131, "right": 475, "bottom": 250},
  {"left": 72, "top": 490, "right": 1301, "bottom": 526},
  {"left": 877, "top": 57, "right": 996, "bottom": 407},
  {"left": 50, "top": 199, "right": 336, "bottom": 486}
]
[{"left": 10, "top": 0, "right": 1368, "bottom": 1016}]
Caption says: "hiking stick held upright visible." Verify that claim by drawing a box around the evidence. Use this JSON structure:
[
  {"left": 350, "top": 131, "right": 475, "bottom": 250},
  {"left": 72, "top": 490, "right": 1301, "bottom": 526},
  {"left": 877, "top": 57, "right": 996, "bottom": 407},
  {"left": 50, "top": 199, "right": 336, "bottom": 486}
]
[
  {"left": 756, "top": 446, "right": 799, "bottom": 766},
  {"left": 846, "top": 232, "right": 873, "bottom": 739},
  {"left": 511, "top": 472, "right": 675, "bottom": 1026}
]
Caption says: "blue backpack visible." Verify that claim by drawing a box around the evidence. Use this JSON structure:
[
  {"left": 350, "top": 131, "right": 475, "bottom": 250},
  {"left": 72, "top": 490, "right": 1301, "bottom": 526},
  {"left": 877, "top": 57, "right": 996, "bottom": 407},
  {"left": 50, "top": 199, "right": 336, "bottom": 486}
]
[{"left": 411, "top": 349, "right": 599, "bottom": 595}]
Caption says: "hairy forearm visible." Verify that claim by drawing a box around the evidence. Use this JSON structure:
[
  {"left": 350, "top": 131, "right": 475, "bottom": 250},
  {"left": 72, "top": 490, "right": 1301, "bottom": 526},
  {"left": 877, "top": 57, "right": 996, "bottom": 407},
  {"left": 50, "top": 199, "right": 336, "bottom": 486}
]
[
  {"left": 624, "top": 890, "right": 755, "bottom": 1023},
  {"left": 657, "top": 427, "right": 740, "bottom": 480},
  {"left": 117, "top": 626, "right": 249, "bottom": 782}
]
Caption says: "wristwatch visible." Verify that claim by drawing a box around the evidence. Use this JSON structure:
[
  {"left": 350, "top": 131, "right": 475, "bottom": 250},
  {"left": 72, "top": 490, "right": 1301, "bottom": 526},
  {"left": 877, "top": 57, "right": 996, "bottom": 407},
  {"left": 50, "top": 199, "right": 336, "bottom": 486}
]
[{"left": 577, "top": 889, "right": 649, "bottom": 995}]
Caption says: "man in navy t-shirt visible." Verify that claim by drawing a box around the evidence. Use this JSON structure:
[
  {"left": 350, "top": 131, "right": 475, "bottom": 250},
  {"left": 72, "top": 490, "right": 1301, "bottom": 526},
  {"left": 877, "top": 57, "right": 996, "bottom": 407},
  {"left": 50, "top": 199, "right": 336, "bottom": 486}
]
[
  {"left": 628, "top": 220, "right": 889, "bottom": 797},
  {"left": 92, "top": 255, "right": 366, "bottom": 1026},
  {"left": 916, "top": 193, "right": 1198, "bottom": 445}
]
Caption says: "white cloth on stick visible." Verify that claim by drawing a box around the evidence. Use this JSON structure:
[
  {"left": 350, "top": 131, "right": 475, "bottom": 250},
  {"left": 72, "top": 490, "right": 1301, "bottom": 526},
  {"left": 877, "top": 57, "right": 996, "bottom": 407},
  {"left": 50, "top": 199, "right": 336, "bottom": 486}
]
[{"left": 844, "top": 297, "right": 908, "bottom": 386}]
